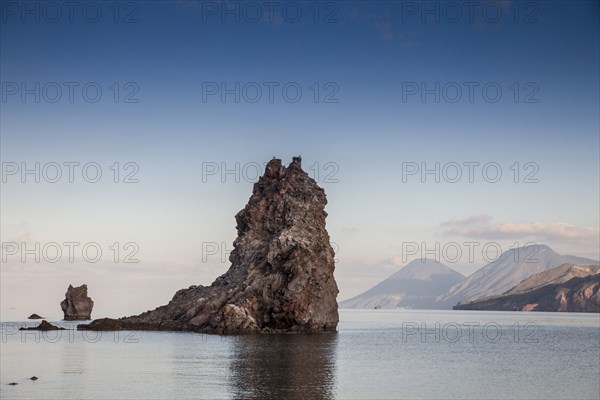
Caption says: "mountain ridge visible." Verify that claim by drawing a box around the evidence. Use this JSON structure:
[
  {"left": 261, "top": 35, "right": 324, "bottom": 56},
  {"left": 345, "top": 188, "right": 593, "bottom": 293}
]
[
  {"left": 342, "top": 245, "right": 597, "bottom": 310},
  {"left": 437, "top": 244, "right": 577, "bottom": 305},
  {"left": 454, "top": 268, "right": 600, "bottom": 312}
]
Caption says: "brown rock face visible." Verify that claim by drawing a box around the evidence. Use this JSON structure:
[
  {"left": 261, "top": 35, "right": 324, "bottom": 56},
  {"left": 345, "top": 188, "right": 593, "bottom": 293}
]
[
  {"left": 454, "top": 274, "right": 600, "bottom": 312},
  {"left": 61, "top": 284, "right": 94, "bottom": 320},
  {"left": 79, "top": 157, "right": 339, "bottom": 334}
]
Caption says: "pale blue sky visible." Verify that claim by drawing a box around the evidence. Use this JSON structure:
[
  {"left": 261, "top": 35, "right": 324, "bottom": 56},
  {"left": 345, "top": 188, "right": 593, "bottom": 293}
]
[{"left": 1, "top": 1, "right": 599, "bottom": 316}]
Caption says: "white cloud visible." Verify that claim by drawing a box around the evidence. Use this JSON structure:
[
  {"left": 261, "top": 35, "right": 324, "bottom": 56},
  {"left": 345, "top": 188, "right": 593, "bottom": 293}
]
[
  {"left": 1, "top": 220, "right": 33, "bottom": 247},
  {"left": 443, "top": 216, "right": 599, "bottom": 242},
  {"left": 441, "top": 214, "right": 492, "bottom": 226}
]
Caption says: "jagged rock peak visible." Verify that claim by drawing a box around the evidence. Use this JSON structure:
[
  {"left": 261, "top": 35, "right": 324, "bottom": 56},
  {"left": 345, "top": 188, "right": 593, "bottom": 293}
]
[{"left": 79, "top": 156, "right": 339, "bottom": 334}]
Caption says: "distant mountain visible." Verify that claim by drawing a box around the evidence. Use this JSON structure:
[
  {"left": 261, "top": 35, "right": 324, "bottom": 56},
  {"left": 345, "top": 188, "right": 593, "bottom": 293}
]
[
  {"left": 339, "top": 259, "right": 465, "bottom": 309},
  {"left": 438, "top": 244, "right": 574, "bottom": 306},
  {"left": 506, "top": 264, "right": 600, "bottom": 295},
  {"left": 563, "top": 255, "right": 600, "bottom": 265},
  {"left": 454, "top": 268, "right": 600, "bottom": 313}
]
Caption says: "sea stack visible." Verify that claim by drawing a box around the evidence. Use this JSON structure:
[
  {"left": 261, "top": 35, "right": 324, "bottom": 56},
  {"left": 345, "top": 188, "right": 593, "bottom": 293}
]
[
  {"left": 80, "top": 157, "right": 339, "bottom": 334},
  {"left": 61, "top": 284, "right": 94, "bottom": 320}
]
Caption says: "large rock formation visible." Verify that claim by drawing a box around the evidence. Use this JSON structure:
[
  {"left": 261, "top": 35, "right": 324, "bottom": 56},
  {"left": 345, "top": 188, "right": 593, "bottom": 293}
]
[
  {"left": 61, "top": 284, "right": 94, "bottom": 320},
  {"left": 79, "top": 157, "right": 339, "bottom": 334}
]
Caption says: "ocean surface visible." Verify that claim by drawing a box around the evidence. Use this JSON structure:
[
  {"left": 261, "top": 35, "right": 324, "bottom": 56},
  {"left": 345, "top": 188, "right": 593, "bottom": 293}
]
[{"left": 1, "top": 310, "right": 599, "bottom": 399}]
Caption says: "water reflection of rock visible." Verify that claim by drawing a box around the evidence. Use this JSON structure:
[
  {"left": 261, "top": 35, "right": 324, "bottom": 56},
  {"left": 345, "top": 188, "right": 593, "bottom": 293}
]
[{"left": 229, "top": 333, "right": 337, "bottom": 399}]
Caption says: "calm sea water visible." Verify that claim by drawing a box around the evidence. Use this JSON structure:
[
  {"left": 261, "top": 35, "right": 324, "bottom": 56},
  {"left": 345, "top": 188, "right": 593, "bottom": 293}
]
[{"left": 1, "top": 310, "right": 599, "bottom": 399}]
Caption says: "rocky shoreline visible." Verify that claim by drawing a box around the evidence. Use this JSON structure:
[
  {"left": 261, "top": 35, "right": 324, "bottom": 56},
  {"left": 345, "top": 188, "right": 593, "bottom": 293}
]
[{"left": 19, "top": 320, "right": 65, "bottom": 331}]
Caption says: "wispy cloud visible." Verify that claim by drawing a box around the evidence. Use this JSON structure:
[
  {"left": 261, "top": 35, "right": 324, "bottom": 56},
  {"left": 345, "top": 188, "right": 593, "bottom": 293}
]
[
  {"left": 1, "top": 220, "right": 33, "bottom": 248},
  {"left": 442, "top": 216, "right": 599, "bottom": 242},
  {"left": 494, "top": 0, "right": 515, "bottom": 12},
  {"left": 442, "top": 214, "right": 492, "bottom": 226},
  {"left": 373, "top": 20, "right": 394, "bottom": 41},
  {"left": 343, "top": 5, "right": 424, "bottom": 46}
]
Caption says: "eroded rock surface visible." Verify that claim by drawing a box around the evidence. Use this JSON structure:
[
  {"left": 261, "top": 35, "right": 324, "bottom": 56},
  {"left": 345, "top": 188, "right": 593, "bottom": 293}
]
[
  {"left": 454, "top": 273, "right": 600, "bottom": 312},
  {"left": 79, "top": 157, "right": 339, "bottom": 333},
  {"left": 61, "top": 284, "right": 94, "bottom": 320}
]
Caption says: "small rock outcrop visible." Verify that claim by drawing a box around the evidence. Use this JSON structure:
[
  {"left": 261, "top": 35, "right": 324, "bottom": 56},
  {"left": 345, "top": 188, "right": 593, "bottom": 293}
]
[
  {"left": 19, "top": 320, "right": 65, "bottom": 331},
  {"left": 28, "top": 313, "right": 43, "bottom": 319},
  {"left": 79, "top": 157, "right": 339, "bottom": 334},
  {"left": 61, "top": 284, "right": 94, "bottom": 320}
]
